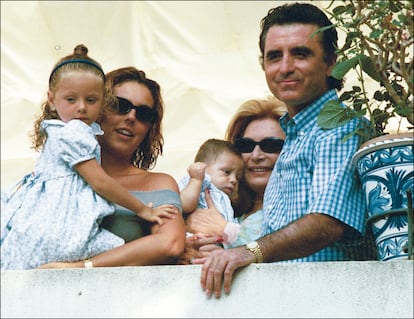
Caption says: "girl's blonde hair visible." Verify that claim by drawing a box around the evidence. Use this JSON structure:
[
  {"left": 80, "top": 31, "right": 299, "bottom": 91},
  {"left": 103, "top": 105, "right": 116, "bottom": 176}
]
[{"left": 31, "top": 44, "right": 109, "bottom": 151}]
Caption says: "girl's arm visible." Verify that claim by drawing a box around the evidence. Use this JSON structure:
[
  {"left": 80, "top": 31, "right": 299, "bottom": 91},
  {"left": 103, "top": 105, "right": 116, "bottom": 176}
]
[{"left": 75, "top": 159, "right": 177, "bottom": 224}]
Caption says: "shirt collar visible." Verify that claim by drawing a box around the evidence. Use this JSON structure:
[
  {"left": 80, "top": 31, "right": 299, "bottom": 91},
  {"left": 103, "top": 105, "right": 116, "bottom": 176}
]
[{"left": 280, "top": 89, "right": 338, "bottom": 134}]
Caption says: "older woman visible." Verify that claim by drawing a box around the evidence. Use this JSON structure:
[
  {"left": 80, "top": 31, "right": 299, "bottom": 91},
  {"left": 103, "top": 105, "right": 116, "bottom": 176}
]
[{"left": 180, "top": 97, "right": 286, "bottom": 263}]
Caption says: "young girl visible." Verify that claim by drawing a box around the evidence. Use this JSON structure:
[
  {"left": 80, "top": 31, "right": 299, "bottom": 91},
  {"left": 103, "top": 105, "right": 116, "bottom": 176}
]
[{"left": 0, "top": 45, "right": 177, "bottom": 270}]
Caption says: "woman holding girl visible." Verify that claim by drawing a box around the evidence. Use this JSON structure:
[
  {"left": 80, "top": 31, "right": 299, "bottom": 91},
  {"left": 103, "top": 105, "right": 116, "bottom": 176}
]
[
  {"left": 1, "top": 45, "right": 181, "bottom": 270},
  {"left": 2, "top": 45, "right": 185, "bottom": 269},
  {"left": 40, "top": 65, "right": 186, "bottom": 268}
]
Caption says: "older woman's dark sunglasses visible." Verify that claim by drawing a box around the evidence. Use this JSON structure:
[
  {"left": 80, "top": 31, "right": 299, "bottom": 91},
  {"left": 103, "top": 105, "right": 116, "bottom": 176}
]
[
  {"left": 113, "top": 96, "right": 158, "bottom": 123},
  {"left": 234, "top": 137, "right": 284, "bottom": 153}
]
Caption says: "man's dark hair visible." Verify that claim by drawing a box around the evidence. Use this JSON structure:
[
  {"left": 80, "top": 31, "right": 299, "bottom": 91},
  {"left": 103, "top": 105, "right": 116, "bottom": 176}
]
[{"left": 258, "top": 2, "right": 343, "bottom": 90}]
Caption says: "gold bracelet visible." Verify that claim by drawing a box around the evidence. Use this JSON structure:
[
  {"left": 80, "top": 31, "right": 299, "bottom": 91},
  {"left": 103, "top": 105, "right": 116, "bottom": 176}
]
[
  {"left": 246, "top": 241, "right": 264, "bottom": 263},
  {"left": 83, "top": 259, "right": 93, "bottom": 268}
]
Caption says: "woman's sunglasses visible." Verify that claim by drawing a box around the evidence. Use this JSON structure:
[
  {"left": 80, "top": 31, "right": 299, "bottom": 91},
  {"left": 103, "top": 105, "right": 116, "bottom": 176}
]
[
  {"left": 113, "top": 96, "right": 158, "bottom": 123},
  {"left": 234, "top": 137, "right": 284, "bottom": 153}
]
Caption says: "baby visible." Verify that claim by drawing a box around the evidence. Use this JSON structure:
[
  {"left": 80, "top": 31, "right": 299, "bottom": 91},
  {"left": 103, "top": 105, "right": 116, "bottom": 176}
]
[{"left": 178, "top": 138, "right": 244, "bottom": 228}]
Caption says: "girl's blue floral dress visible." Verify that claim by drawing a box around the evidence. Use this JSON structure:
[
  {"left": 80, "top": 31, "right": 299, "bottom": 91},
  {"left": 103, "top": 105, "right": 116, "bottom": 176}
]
[{"left": 1, "top": 119, "right": 124, "bottom": 270}]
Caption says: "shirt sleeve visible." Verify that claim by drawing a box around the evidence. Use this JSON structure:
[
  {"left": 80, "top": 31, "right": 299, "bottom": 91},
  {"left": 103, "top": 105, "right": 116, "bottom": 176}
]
[
  {"left": 309, "top": 119, "right": 366, "bottom": 233},
  {"left": 177, "top": 174, "right": 190, "bottom": 192}
]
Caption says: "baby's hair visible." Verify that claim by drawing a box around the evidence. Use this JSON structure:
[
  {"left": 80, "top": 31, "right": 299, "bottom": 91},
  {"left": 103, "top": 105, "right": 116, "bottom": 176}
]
[
  {"left": 194, "top": 138, "right": 241, "bottom": 164},
  {"left": 31, "top": 44, "right": 108, "bottom": 151},
  {"left": 195, "top": 138, "right": 242, "bottom": 205}
]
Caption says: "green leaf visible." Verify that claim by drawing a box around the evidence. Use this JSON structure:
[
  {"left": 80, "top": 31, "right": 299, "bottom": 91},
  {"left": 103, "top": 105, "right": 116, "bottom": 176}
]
[
  {"left": 331, "top": 56, "right": 360, "bottom": 79},
  {"left": 332, "top": 5, "right": 348, "bottom": 15},
  {"left": 317, "top": 100, "right": 354, "bottom": 129},
  {"left": 389, "top": 0, "right": 402, "bottom": 12},
  {"left": 369, "top": 29, "right": 382, "bottom": 39},
  {"left": 341, "top": 126, "right": 361, "bottom": 143},
  {"left": 312, "top": 24, "right": 336, "bottom": 39},
  {"left": 355, "top": 109, "right": 367, "bottom": 117},
  {"left": 373, "top": 90, "right": 384, "bottom": 101},
  {"left": 339, "top": 91, "right": 352, "bottom": 101},
  {"left": 360, "top": 55, "right": 382, "bottom": 82}
]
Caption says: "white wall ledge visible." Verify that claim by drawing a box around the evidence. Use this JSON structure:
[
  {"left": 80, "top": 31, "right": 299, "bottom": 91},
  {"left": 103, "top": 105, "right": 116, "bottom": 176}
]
[{"left": 1, "top": 261, "right": 413, "bottom": 318}]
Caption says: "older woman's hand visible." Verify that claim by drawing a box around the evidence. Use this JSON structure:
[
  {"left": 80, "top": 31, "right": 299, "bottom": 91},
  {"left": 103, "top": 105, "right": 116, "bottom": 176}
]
[
  {"left": 177, "top": 233, "right": 223, "bottom": 265},
  {"left": 186, "top": 189, "right": 228, "bottom": 236}
]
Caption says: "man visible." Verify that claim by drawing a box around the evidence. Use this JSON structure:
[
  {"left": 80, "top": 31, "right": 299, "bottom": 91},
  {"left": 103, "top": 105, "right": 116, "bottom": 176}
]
[{"left": 197, "top": 2, "right": 371, "bottom": 298}]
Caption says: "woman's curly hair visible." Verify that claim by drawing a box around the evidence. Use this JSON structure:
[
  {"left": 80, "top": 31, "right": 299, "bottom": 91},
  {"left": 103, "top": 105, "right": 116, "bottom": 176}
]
[{"left": 104, "top": 66, "right": 164, "bottom": 170}]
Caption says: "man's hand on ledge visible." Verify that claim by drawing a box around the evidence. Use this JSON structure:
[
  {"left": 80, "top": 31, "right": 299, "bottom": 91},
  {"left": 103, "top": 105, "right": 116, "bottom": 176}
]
[{"left": 198, "top": 246, "right": 255, "bottom": 299}]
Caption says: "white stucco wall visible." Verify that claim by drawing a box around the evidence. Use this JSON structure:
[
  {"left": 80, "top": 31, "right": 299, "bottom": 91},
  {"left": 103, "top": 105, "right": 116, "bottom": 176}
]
[{"left": 1, "top": 261, "right": 413, "bottom": 318}]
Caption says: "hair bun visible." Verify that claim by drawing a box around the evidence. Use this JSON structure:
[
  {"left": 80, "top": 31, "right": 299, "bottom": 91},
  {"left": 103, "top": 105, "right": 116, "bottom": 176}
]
[{"left": 73, "top": 44, "right": 88, "bottom": 56}]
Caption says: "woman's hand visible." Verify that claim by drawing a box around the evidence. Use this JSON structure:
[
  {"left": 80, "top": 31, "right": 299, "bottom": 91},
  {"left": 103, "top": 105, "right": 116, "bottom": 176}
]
[
  {"left": 186, "top": 189, "right": 228, "bottom": 236},
  {"left": 37, "top": 261, "right": 83, "bottom": 269},
  {"left": 177, "top": 233, "right": 223, "bottom": 265}
]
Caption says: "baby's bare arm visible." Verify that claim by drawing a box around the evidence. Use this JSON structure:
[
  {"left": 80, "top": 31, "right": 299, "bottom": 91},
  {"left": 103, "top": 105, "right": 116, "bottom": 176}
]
[
  {"left": 180, "top": 162, "right": 207, "bottom": 213},
  {"left": 187, "top": 162, "right": 207, "bottom": 180}
]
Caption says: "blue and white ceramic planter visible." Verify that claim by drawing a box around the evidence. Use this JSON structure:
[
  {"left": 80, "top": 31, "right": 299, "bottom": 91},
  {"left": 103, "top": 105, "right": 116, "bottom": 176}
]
[{"left": 352, "top": 133, "right": 414, "bottom": 261}]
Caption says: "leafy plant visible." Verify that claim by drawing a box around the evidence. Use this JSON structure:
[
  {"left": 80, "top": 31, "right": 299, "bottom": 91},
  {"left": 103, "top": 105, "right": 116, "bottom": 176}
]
[{"left": 317, "top": 0, "right": 413, "bottom": 142}]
